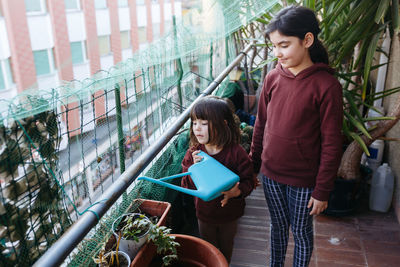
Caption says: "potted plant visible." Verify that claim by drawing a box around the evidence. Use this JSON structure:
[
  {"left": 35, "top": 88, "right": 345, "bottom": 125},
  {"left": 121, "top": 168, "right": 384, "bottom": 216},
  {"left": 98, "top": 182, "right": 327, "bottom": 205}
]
[
  {"left": 93, "top": 234, "right": 131, "bottom": 267},
  {"left": 112, "top": 211, "right": 179, "bottom": 266},
  {"left": 94, "top": 250, "right": 131, "bottom": 267},
  {"left": 147, "top": 234, "right": 229, "bottom": 267},
  {"left": 112, "top": 213, "right": 152, "bottom": 259}
]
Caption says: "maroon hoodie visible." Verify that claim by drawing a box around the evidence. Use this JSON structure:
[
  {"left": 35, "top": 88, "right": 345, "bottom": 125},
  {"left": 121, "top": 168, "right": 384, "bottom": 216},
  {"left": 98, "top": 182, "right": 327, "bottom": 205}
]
[
  {"left": 250, "top": 63, "right": 343, "bottom": 201},
  {"left": 181, "top": 144, "right": 254, "bottom": 224}
]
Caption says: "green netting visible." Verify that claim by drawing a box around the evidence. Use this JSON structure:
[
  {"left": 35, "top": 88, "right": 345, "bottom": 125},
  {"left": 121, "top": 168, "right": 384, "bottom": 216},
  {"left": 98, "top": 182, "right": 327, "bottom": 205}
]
[
  {"left": 1, "top": 0, "right": 279, "bottom": 122},
  {"left": 0, "top": 0, "right": 279, "bottom": 266}
]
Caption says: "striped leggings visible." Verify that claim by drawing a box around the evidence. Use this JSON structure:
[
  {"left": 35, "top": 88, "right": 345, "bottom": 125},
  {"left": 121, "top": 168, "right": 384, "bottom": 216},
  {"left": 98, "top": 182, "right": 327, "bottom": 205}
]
[{"left": 262, "top": 175, "right": 314, "bottom": 267}]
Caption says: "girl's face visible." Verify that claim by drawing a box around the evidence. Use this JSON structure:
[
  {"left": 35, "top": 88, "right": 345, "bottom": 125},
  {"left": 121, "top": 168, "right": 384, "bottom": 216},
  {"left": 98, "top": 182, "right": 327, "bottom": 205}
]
[
  {"left": 269, "top": 30, "right": 314, "bottom": 75},
  {"left": 192, "top": 119, "right": 209, "bottom": 144}
]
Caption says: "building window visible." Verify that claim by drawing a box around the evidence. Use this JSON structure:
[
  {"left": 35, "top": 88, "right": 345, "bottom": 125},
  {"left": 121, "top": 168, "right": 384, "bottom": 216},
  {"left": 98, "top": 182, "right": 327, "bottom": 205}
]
[
  {"left": 138, "top": 27, "right": 146, "bottom": 44},
  {"left": 70, "top": 41, "right": 86, "bottom": 64},
  {"left": 137, "top": 0, "right": 145, "bottom": 5},
  {"left": 25, "top": 0, "right": 46, "bottom": 13},
  {"left": 118, "top": 0, "right": 128, "bottom": 7},
  {"left": 65, "top": 0, "right": 80, "bottom": 10},
  {"left": 0, "top": 58, "right": 13, "bottom": 91},
  {"left": 95, "top": 0, "right": 107, "bottom": 9},
  {"left": 120, "top": 31, "right": 131, "bottom": 49},
  {"left": 98, "top": 36, "right": 111, "bottom": 56},
  {"left": 0, "top": 61, "right": 10, "bottom": 91},
  {"left": 33, "top": 49, "right": 54, "bottom": 76}
]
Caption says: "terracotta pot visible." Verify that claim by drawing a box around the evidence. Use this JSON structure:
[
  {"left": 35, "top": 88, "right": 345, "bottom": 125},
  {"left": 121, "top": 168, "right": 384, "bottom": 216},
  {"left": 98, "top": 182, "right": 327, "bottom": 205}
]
[
  {"left": 135, "top": 234, "right": 228, "bottom": 267},
  {"left": 130, "top": 199, "right": 171, "bottom": 226},
  {"left": 130, "top": 199, "right": 171, "bottom": 267}
]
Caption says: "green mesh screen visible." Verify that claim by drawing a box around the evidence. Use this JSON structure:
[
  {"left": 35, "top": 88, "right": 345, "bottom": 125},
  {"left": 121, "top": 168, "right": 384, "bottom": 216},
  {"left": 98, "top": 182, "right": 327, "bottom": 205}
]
[{"left": 0, "top": 0, "right": 279, "bottom": 265}]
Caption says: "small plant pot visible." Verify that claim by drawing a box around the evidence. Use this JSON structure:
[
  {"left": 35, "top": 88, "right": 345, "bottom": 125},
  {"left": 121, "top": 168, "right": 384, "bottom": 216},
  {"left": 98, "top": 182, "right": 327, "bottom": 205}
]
[
  {"left": 112, "top": 213, "right": 151, "bottom": 260},
  {"left": 130, "top": 199, "right": 172, "bottom": 267},
  {"left": 98, "top": 250, "right": 131, "bottom": 267}
]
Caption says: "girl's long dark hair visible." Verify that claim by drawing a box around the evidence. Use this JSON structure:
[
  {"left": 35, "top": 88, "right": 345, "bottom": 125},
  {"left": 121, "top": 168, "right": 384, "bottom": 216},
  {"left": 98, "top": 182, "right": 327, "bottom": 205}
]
[
  {"left": 189, "top": 96, "right": 240, "bottom": 148},
  {"left": 265, "top": 5, "right": 329, "bottom": 65}
]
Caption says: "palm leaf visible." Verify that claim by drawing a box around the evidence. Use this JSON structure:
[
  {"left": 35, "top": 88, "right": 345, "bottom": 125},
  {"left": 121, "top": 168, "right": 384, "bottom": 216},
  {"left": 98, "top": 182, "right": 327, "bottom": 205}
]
[
  {"left": 344, "top": 110, "right": 372, "bottom": 139},
  {"left": 362, "top": 32, "right": 381, "bottom": 100},
  {"left": 349, "top": 132, "right": 370, "bottom": 156},
  {"left": 375, "top": 0, "right": 391, "bottom": 24}
]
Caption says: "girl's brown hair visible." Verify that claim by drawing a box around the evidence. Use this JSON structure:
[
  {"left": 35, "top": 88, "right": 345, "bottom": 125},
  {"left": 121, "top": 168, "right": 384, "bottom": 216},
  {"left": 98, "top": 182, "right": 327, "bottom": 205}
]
[{"left": 189, "top": 95, "right": 240, "bottom": 147}]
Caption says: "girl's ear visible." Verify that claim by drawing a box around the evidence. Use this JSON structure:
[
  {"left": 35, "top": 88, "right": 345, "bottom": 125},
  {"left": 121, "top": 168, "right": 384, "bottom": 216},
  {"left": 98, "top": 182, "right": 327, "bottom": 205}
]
[{"left": 304, "top": 32, "right": 314, "bottom": 48}]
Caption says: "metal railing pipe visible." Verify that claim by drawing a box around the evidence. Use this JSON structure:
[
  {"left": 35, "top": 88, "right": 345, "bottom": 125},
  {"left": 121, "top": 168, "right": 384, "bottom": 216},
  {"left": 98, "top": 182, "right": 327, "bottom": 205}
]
[{"left": 34, "top": 43, "right": 254, "bottom": 267}]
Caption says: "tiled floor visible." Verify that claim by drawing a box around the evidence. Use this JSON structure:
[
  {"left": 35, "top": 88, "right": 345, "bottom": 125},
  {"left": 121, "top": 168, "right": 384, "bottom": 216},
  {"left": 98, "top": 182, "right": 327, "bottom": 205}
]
[{"left": 230, "top": 186, "right": 400, "bottom": 267}]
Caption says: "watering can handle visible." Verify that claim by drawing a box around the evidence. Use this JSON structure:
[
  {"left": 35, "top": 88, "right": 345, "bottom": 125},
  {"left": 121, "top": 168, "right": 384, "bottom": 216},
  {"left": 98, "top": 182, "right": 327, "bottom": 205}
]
[{"left": 137, "top": 174, "right": 206, "bottom": 198}]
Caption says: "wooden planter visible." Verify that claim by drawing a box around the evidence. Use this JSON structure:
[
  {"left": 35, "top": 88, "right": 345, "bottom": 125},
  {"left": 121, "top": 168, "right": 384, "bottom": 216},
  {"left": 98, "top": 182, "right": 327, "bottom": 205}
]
[
  {"left": 146, "top": 234, "right": 229, "bottom": 267},
  {"left": 130, "top": 199, "right": 171, "bottom": 266}
]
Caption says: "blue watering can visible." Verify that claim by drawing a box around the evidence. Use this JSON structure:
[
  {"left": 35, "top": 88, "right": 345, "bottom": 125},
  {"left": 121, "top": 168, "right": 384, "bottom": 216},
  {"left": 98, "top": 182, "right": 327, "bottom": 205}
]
[{"left": 137, "top": 151, "right": 239, "bottom": 201}]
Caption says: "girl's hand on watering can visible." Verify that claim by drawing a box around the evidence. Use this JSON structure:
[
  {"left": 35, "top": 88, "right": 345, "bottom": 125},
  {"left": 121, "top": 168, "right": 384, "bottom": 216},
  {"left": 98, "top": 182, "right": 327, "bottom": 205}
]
[
  {"left": 192, "top": 150, "right": 203, "bottom": 164},
  {"left": 221, "top": 182, "right": 241, "bottom": 207}
]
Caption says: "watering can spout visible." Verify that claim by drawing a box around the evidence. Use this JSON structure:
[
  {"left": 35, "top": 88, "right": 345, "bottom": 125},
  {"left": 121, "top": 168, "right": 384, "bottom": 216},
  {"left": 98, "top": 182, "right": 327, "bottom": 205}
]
[{"left": 136, "top": 151, "right": 239, "bottom": 201}]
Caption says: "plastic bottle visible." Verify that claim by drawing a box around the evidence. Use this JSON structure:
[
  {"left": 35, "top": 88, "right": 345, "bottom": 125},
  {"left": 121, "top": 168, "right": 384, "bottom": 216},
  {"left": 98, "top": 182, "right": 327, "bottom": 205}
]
[
  {"left": 367, "top": 140, "right": 384, "bottom": 172},
  {"left": 369, "top": 163, "right": 395, "bottom": 212},
  {"left": 366, "top": 107, "right": 384, "bottom": 129}
]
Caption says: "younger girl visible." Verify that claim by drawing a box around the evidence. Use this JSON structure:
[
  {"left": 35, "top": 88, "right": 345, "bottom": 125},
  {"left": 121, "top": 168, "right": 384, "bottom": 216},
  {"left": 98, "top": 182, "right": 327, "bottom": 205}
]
[
  {"left": 181, "top": 95, "right": 254, "bottom": 263},
  {"left": 250, "top": 5, "right": 343, "bottom": 267}
]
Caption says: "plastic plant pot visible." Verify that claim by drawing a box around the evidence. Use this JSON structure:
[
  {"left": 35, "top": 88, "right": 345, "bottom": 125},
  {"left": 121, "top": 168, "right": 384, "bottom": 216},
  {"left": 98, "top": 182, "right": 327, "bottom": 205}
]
[{"left": 112, "top": 213, "right": 151, "bottom": 260}]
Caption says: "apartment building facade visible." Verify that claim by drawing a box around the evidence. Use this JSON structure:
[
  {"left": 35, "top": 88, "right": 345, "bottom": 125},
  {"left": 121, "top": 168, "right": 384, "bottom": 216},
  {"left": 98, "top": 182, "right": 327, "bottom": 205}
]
[{"left": 0, "top": 0, "right": 181, "bottom": 120}]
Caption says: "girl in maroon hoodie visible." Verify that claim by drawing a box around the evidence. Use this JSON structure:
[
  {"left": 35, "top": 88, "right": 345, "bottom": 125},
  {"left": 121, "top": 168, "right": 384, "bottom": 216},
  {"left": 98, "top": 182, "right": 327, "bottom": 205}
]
[
  {"left": 250, "top": 6, "right": 343, "bottom": 267},
  {"left": 181, "top": 96, "right": 254, "bottom": 263}
]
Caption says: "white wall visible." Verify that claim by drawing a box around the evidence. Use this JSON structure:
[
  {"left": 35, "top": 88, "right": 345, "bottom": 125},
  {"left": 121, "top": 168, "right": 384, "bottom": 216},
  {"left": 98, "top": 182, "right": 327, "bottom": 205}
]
[
  {"left": 96, "top": 9, "right": 111, "bottom": 36},
  {"left": 122, "top": 48, "right": 133, "bottom": 61},
  {"left": 100, "top": 54, "right": 114, "bottom": 71},
  {"left": 27, "top": 14, "right": 54, "bottom": 50},
  {"left": 175, "top": 2, "right": 182, "bottom": 19},
  {"left": 152, "top": 4, "right": 161, "bottom": 24},
  {"left": 37, "top": 73, "right": 59, "bottom": 91},
  {"left": 118, "top": 7, "right": 131, "bottom": 31},
  {"left": 0, "top": 86, "right": 17, "bottom": 101},
  {"left": 0, "top": 18, "right": 10, "bottom": 59},
  {"left": 73, "top": 63, "right": 91, "bottom": 81},
  {"left": 137, "top": 5, "right": 147, "bottom": 27},
  {"left": 164, "top": 3, "right": 172, "bottom": 22},
  {"left": 66, "top": 11, "right": 86, "bottom": 42}
]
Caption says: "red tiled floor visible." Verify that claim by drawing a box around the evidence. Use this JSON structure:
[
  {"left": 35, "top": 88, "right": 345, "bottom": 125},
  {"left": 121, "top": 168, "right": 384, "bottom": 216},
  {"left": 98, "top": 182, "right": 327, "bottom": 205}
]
[{"left": 231, "top": 188, "right": 400, "bottom": 267}]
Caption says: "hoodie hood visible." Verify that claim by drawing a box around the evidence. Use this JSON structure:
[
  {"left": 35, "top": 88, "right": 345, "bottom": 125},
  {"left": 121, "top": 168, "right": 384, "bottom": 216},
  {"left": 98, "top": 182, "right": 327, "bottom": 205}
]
[{"left": 276, "top": 62, "right": 335, "bottom": 80}]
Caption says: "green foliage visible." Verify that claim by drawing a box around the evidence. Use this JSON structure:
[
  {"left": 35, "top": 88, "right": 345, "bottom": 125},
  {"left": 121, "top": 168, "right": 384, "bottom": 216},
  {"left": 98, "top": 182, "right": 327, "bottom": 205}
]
[
  {"left": 112, "top": 213, "right": 179, "bottom": 266},
  {"left": 120, "top": 214, "right": 151, "bottom": 242},
  {"left": 148, "top": 225, "right": 180, "bottom": 266}
]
